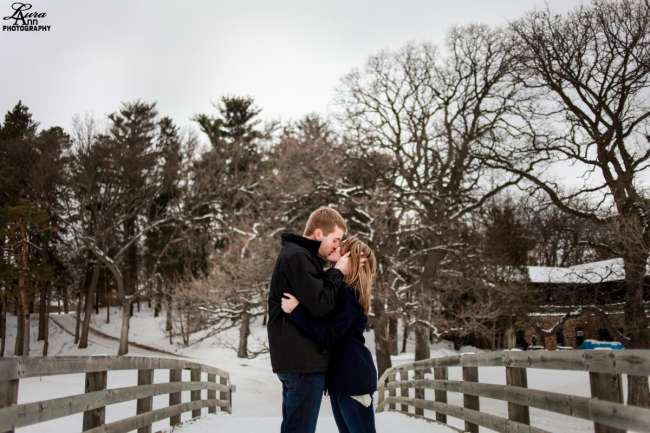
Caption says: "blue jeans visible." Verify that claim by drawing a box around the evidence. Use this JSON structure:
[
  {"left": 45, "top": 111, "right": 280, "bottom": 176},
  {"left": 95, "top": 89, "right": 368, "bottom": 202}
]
[
  {"left": 277, "top": 373, "right": 326, "bottom": 433},
  {"left": 330, "top": 393, "right": 377, "bottom": 433}
]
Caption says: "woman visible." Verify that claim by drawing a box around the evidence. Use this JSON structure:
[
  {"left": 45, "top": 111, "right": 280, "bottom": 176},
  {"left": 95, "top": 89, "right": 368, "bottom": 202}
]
[{"left": 281, "top": 236, "right": 378, "bottom": 433}]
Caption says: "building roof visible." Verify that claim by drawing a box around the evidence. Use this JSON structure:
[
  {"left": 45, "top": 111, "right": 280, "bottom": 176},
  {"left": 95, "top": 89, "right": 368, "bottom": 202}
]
[{"left": 527, "top": 258, "right": 650, "bottom": 284}]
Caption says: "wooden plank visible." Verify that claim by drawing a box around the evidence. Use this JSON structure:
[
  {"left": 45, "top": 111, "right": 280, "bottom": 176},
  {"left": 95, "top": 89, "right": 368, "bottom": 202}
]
[
  {"left": 8, "top": 351, "right": 649, "bottom": 381},
  {"left": 506, "top": 366, "right": 530, "bottom": 425},
  {"left": 399, "top": 368, "right": 409, "bottom": 413},
  {"left": 1, "top": 356, "right": 230, "bottom": 381},
  {"left": 83, "top": 370, "right": 107, "bottom": 431},
  {"left": 207, "top": 373, "right": 217, "bottom": 414},
  {"left": 382, "top": 397, "right": 552, "bottom": 433},
  {"left": 83, "top": 399, "right": 229, "bottom": 433},
  {"left": 169, "top": 369, "right": 181, "bottom": 427},
  {"left": 392, "top": 350, "right": 650, "bottom": 376},
  {"left": 589, "top": 397, "right": 650, "bottom": 432},
  {"left": 0, "top": 377, "right": 18, "bottom": 433},
  {"left": 0, "top": 381, "right": 224, "bottom": 431},
  {"left": 220, "top": 375, "right": 231, "bottom": 414},
  {"left": 412, "top": 355, "right": 462, "bottom": 370},
  {"left": 376, "top": 377, "right": 650, "bottom": 432},
  {"left": 589, "top": 371, "right": 624, "bottom": 433},
  {"left": 0, "top": 360, "right": 18, "bottom": 389},
  {"left": 462, "top": 366, "right": 479, "bottom": 433},
  {"left": 402, "top": 378, "right": 648, "bottom": 433},
  {"left": 383, "top": 378, "right": 593, "bottom": 420},
  {"left": 190, "top": 368, "right": 201, "bottom": 418},
  {"left": 433, "top": 367, "right": 447, "bottom": 424},
  {"left": 136, "top": 369, "right": 154, "bottom": 433}
]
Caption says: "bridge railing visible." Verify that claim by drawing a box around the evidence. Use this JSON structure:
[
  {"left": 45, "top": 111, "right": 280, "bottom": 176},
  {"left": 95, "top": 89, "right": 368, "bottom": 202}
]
[
  {"left": 0, "top": 355, "right": 235, "bottom": 433},
  {"left": 376, "top": 349, "right": 650, "bottom": 433}
]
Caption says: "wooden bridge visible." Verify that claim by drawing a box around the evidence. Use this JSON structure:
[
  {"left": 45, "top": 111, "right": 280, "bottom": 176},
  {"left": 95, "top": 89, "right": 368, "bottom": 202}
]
[
  {"left": 377, "top": 349, "right": 650, "bottom": 433},
  {"left": 0, "top": 356, "right": 235, "bottom": 433},
  {"left": 3, "top": 350, "right": 650, "bottom": 433}
]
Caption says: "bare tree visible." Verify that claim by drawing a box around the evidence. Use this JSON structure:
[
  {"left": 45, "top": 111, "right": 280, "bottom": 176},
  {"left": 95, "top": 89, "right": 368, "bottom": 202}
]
[
  {"left": 482, "top": 0, "right": 650, "bottom": 406},
  {"left": 336, "top": 25, "right": 524, "bottom": 363}
]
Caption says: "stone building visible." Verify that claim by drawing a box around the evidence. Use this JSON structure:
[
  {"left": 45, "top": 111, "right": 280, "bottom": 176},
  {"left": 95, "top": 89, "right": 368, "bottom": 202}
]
[{"left": 508, "top": 258, "right": 649, "bottom": 350}]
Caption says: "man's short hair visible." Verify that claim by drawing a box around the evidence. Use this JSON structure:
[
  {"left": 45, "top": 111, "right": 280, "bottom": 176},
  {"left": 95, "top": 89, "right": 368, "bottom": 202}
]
[{"left": 303, "top": 206, "right": 347, "bottom": 237}]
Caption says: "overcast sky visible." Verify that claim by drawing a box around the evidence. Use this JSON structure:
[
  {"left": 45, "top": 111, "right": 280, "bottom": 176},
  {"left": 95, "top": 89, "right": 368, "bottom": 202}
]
[{"left": 1, "top": 0, "right": 590, "bottom": 133}]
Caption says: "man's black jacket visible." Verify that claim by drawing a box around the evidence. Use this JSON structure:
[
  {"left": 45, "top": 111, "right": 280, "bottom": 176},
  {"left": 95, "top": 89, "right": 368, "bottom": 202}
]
[{"left": 267, "top": 233, "right": 344, "bottom": 373}]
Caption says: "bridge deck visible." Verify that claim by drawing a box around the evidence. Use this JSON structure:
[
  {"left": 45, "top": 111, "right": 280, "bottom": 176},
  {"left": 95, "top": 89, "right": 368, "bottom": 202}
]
[{"left": 167, "top": 412, "right": 459, "bottom": 433}]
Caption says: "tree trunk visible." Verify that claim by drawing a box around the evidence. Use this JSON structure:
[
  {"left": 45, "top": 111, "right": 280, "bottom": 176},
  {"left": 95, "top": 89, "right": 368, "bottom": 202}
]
[
  {"left": 15, "top": 229, "right": 30, "bottom": 357},
  {"left": 388, "top": 317, "right": 398, "bottom": 355},
  {"left": 74, "top": 290, "right": 83, "bottom": 344},
  {"left": 14, "top": 308, "right": 23, "bottom": 356},
  {"left": 371, "top": 288, "right": 392, "bottom": 378},
  {"left": 94, "top": 271, "right": 101, "bottom": 315},
  {"left": 414, "top": 285, "right": 431, "bottom": 362},
  {"left": 401, "top": 322, "right": 409, "bottom": 353},
  {"left": 42, "top": 285, "right": 49, "bottom": 356},
  {"left": 623, "top": 247, "right": 650, "bottom": 407},
  {"left": 414, "top": 325, "right": 430, "bottom": 361},
  {"left": 238, "top": 303, "right": 250, "bottom": 358},
  {"left": 153, "top": 277, "right": 161, "bottom": 317},
  {"left": 62, "top": 284, "right": 69, "bottom": 314},
  {"left": 123, "top": 216, "right": 138, "bottom": 298},
  {"left": 79, "top": 265, "right": 101, "bottom": 349},
  {"left": 262, "top": 284, "right": 269, "bottom": 326},
  {"left": 0, "top": 286, "right": 6, "bottom": 357},
  {"left": 166, "top": 288, "right": 173, "bottom": 345},
  {"left": 180, "top": 303, "right": 190, "bottom": 346},
  {"left": 37, "top": 284, "right": 46, "bottom": 341},
  {"left": 105, "top": 279, "right": 110, "bottom": 324},
  {"left": 118, "top": 300, "right": 130, "bottom": 356},
  {"left": 0, "top": 238, "right": 4, "bottom": 357},
  {"left": 15, "top": 309, "right": 30, "bottom": 357}
]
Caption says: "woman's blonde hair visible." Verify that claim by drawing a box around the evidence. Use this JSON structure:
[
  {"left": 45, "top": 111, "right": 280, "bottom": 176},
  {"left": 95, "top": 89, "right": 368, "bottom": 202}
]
[{"left": 340, "top": 236, "right": 376, "bottom": 314}]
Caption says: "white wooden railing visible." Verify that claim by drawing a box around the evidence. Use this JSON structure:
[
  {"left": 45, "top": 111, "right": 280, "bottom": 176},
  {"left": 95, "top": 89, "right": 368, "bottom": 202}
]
[
  {"left": 0, "top": 356, "right": 235, "bottom": 433},
  {"left": 377, "top": 350, "right": 650, "bottom": 433}
]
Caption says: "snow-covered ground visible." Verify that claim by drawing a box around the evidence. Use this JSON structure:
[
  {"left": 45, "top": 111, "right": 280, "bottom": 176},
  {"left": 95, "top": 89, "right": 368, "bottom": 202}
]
[{"left": 2, "top": 307, "right": 639, "bottom": 433}]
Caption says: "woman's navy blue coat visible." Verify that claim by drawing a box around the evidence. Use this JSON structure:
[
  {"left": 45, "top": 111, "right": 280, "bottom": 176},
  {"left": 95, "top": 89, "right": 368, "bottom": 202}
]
[{"left": 287, "top": 284, "right": 378, "bottom": 396}]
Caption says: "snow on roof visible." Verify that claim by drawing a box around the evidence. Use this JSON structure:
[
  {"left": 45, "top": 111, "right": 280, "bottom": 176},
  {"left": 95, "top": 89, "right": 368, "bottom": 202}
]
[{"left": 527, "top": 258, "right": 650, "bottom": 284}]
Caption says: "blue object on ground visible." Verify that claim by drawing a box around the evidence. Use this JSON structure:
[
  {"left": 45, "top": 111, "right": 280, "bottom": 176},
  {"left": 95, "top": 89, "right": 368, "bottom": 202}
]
[{"left": 579, "top": 339, "right": 624, "bottom": 350}]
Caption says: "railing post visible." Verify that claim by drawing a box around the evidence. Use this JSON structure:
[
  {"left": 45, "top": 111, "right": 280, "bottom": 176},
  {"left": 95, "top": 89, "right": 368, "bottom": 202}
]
[
  {"left": 169, "top": 369, "right": 182, "bottom": 427},
  {"left": 82, "top": 370, "right": 107, "bottom": 431},
  {"left": 462, "top": 366, "right": 479, "bottom": 433},
  {"left": 388, "top": 371, "right": 397, "bottom": 411},
  {"left": 506, "top": 366, "right": 530, "bottom": 425},
  {"left": 208, "top": 373, "right": 217, "bottom": 414},
  {"left": 191, "top": 368, "right": 201, "bottom": 418},
  {"left": 136, "top": 368, "right": 154, "bottom": 433},
  {"left": 434, "top": 366, "right": 448, "bottom": 424},
  {"left": 589, "top": 371, "right": 624, "bottom": 433},
  {"left": 220, "top": 375, "right": 231, "bottom": 414},
  {"left": 376, "top": 373, "right": 385, "bottom": 413},
  {"left": 400, "top": 368, "right": 409, "bottom": 414},
  {"left": 0, "top": 376, "right": 19, "bottom": 433}
]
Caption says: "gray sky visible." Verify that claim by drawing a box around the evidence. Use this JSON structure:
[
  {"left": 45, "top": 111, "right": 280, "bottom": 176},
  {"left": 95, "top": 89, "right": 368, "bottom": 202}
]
[{"left": 1, "top": 0, "right": 588, "bottom": 132}]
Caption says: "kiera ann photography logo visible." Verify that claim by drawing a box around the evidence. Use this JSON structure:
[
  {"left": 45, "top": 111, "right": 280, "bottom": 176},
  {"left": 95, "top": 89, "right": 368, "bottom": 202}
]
[{"left": 3, "top": 2, "right": 51, "bottom": 32}]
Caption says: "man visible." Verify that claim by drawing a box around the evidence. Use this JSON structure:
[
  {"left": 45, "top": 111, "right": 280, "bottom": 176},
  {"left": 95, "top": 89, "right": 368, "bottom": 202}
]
[{"left": 267, "top": 206, "right": 351, "bottom": 433}]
